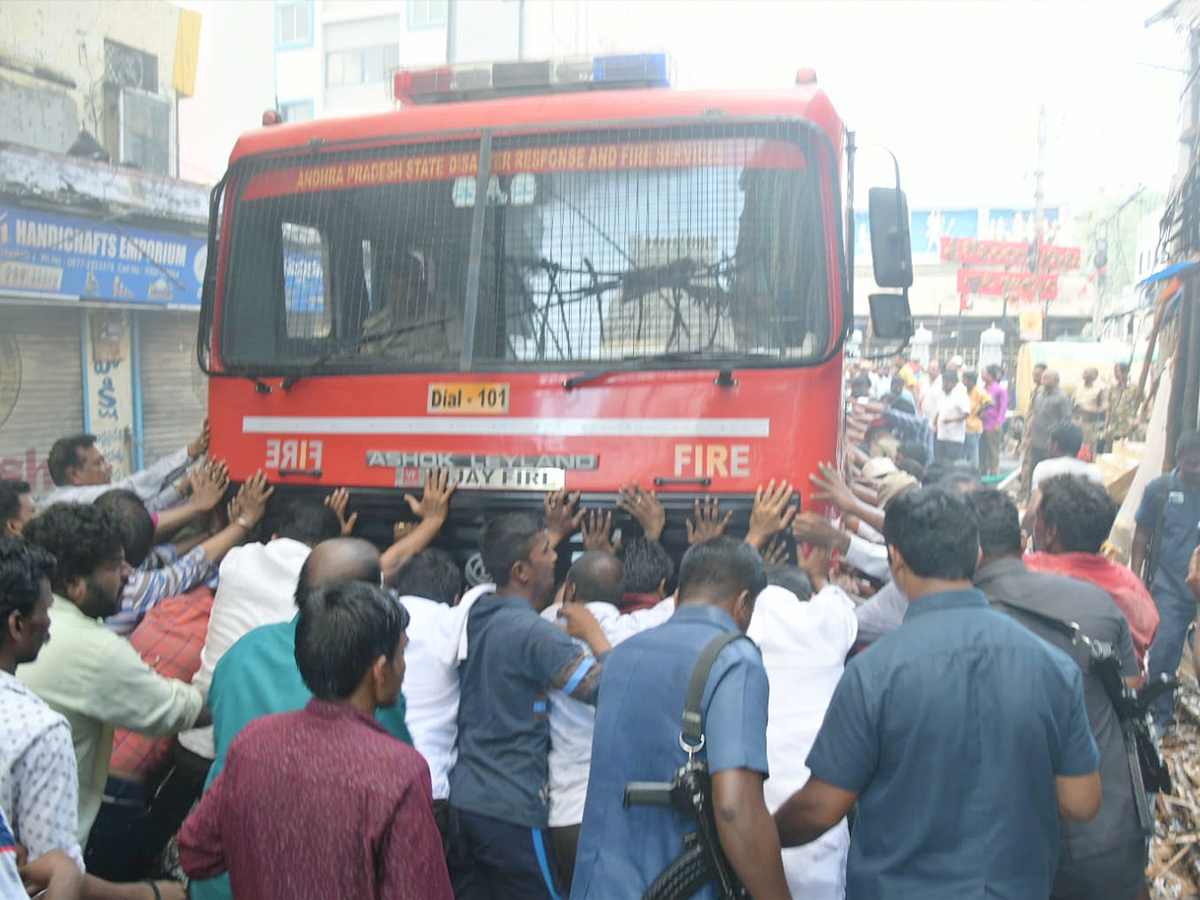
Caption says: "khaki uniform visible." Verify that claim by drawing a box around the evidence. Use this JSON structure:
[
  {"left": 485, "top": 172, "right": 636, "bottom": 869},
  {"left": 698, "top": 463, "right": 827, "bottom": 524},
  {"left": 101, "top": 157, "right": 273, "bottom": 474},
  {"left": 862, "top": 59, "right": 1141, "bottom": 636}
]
[
  {"left": 1073, "top": 381, "right": 1106, "bottom": 453},
  {"left": 1106, "top": 381, "right": 1138, "bottom": 448}
]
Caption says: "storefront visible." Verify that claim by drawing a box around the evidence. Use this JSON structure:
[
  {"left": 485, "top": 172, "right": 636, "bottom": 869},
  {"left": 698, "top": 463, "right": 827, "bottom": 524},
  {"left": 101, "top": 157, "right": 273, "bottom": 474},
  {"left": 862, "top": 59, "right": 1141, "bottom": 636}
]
[{"left": 0, "top": 199, "right": 208, "bottom": 494}]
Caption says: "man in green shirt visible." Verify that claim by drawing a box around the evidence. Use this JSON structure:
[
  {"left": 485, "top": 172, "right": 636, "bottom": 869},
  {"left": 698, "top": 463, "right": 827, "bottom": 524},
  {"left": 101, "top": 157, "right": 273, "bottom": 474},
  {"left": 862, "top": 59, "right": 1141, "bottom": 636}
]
[{"left": 19, "top": 504, "right": 208, "bottom": 843}]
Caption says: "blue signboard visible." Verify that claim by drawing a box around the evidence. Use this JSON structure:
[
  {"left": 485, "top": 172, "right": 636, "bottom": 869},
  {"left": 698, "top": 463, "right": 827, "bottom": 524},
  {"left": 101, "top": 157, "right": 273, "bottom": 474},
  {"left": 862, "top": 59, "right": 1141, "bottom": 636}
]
[
  {"left": 853, "top": 206, "right": 1061, "bottom": 266},
  {"left": 982, "top": 207, "right": 1060, "bottom": 242},
  {"left": 0, "top": 204, "right": 206, "bottom": 306}
]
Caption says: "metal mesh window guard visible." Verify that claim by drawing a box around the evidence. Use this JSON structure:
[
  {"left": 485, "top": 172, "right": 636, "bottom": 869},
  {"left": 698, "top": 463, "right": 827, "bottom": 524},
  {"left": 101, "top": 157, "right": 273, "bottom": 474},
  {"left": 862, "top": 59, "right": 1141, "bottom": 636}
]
[{"left": 213, "top": 121, "right": 833, "bottom": 374}]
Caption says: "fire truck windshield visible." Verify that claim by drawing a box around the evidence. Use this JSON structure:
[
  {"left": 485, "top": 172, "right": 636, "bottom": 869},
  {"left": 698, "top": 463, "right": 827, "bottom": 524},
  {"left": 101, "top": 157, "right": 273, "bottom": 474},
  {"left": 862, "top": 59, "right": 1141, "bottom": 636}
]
[{"left": 213, "top": 121, "right": 839, "bottom": 375}]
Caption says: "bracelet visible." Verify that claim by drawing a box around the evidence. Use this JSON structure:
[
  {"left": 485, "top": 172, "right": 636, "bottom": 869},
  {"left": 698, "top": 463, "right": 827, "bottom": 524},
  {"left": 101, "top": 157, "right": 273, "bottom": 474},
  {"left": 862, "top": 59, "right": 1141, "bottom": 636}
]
[
  {"left": 235, "top": 516, "right": 251, "bottom": 529},
  {"left": 141, "top": 880, "right": 163, "bottom": 900}
]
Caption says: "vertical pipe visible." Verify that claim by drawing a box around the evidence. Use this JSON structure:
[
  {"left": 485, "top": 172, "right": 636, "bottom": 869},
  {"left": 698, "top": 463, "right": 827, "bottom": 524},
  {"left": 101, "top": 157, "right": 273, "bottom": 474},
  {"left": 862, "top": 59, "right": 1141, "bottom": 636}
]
[
  {"left": 1167, "top": 285, "right": 1191, "bottom": 468},
  {"left": 844, "top": 130, "right": 856, "bottom": 326},
  {"left": 459, "top": 130, "right": 493, "bottom": 371},
  {"left": 1184, "top": 277, "right": 1200, "bottom": 435},
  {"left": 518, "top": 0, "right": 526, "bottom": 60},
  {"left": 446, "top": 0, "right": 457, "bottom": 64},
  {"left": 80, "top": 309, "right": 91, "bottom": 434},
  {"left": 130, "top": 311, "right": 145, "bottom": 470}
]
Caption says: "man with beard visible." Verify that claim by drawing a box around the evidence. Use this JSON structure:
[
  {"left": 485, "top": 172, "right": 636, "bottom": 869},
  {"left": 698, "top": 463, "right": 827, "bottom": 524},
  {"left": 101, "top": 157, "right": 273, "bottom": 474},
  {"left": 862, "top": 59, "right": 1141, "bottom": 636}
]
[{"left": 18, "top": 505, "right": 206, "bottom": 843}]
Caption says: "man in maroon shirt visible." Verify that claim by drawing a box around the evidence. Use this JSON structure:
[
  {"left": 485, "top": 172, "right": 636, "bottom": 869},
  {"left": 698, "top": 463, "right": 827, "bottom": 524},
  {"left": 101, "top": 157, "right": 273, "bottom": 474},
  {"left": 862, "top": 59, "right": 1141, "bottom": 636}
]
[{"left": 178, "top": 579, "right": 451, "bottom": 900}]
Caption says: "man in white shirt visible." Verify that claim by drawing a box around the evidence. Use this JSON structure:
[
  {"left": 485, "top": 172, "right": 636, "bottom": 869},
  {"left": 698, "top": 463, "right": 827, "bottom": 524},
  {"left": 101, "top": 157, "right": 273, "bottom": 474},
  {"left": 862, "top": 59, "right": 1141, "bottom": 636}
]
[
  {"left": 395, "top": 549, "right": 464, "bottom": 812},
  {"left": 919, "top": 360, "right": 942, "bottom": 423},
  {"left": 1022, "top": 422, "right": 1104, "bottom": 536},
  {"left": 41, "top": 420, "right": 209, "bottom": 512},
  {"left": 539, "top": 551, "right": 674, "bottom": 891},
  {"left": 933, "top": 369, "right": 972, "bottom": 463},
  {"left": 1031, "top": 423, "right": 1103, "bottom": 492},
  {"left": 0, "top": 538, "right": 84, "bottom": 872},
  {"left": 747, "top": 555, "right": 857, "bottom": 900}
]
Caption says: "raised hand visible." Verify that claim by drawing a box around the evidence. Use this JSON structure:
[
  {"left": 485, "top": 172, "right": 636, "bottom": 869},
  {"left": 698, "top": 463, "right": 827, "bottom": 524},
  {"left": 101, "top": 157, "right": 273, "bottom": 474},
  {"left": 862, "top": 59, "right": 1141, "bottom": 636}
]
[
  {"left": 791, "top": 511, "right": 846, "bottom": 551},
  {"left": 324, "top": 487, "right": 358, "bottom": 536},
  {"left": 797, "top": 541, "right": 832, "bottom": 591},
  {"left": 235, "top": 470, "right": 274, "bottom": 528},
  {"left": 746, "top": 479, "right": 797, "bottom": 549},
  {"left": 189, "top": 458, "right": 231, "bottom": 512},
  {"left": 760, "top": 535, "right": 791, "bottom": 566},
  {"left": 188, "top": 417, "right": 211, "bottom": 459},
  {"left": 686, "top": 496, "right": 733, "bottom": 545},
  {"left": 544, "top": 490, "right": 585, "bottom": 546},
  {"left": 810, "top": 462, "right": 858, "bottom": 514},
  {"left": 581, "top": 509, "right": 621, "bottom": 555},
  {"left": 404, "top": 468, "right": 456, "bottom": 524},
  {"left": 616, "top": 482, "right": 666, "bottom": 541}
]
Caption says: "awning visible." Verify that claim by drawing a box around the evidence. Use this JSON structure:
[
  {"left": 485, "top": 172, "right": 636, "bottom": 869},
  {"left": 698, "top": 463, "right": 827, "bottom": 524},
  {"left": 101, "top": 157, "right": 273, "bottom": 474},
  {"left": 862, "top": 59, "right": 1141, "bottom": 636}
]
[{"left": 1138, "top": 259, "right": 1200, "bottom": 287}]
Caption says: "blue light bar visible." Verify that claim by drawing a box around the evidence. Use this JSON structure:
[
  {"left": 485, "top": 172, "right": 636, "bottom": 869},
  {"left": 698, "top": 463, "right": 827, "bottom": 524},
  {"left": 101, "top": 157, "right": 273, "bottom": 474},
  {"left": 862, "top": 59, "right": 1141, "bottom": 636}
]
[
  {"left": 592, "top": 53, "right": 671, "bottom": 88},
  {"left": 392, "top": 53, "right": 673, "bottom": 105}
]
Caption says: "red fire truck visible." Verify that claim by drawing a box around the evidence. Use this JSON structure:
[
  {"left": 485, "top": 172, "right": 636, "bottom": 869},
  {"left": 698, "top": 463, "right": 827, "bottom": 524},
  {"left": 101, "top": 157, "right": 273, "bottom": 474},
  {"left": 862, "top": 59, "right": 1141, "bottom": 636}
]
[{"left": 199, "top": 54, "right": 912, "bottom": 561}]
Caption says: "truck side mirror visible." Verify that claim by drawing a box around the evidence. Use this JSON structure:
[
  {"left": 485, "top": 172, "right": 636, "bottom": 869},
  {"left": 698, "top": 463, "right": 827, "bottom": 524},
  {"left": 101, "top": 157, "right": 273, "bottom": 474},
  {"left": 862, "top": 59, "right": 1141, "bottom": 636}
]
[
  {"left": 868, "top": 187, "right": 913, "bottom": 289},
  {"left": 869, "top": 293, "right": 913, "bottom": 341}
]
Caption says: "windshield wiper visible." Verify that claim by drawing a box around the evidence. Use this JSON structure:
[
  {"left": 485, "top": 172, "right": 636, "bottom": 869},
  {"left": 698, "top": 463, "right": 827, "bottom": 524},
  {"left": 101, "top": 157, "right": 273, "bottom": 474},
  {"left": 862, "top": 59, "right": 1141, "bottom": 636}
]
[
  {"left": 562, "top": 352, "right": 763, "bottom": 391},
  {"left": 279, "top": 317, "right": 458, "bottom": 390},
  {"left": 279, "top": 344, "right": 367, "bottom": 390}
]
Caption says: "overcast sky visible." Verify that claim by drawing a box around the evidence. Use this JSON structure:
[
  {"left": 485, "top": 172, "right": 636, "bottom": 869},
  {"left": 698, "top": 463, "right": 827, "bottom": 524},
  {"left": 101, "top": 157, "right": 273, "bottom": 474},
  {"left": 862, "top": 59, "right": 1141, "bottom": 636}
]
[{"left": 580, "top": 0, "right": 1188, "bottom": 211}]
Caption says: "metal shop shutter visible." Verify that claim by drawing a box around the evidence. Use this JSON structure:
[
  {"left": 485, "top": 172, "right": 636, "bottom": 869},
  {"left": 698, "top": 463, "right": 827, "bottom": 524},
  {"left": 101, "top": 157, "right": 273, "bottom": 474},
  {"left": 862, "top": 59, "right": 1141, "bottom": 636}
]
[
  {"left": 0, "top": 305, "right": 84, "bottom": 494},
  {"left": 137, "top": 310, "right": 208, "bottom": 463}
]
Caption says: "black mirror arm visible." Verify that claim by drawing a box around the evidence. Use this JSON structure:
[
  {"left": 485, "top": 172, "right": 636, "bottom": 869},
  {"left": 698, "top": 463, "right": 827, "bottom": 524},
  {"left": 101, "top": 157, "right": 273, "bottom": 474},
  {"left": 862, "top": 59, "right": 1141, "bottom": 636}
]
[{"left": 858, "top": 143, "right": 911, "bottom": 281}]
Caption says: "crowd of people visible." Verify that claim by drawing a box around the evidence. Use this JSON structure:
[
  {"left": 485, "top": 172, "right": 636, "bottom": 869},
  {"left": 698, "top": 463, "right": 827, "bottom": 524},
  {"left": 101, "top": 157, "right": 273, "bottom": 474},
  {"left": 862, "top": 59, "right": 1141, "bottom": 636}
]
[
  {"left": 847, "top": 354, "right": 1143, "bottom": 490},
  {"left": 0, "top": 353, "right": 1192, "bottom": 900}
]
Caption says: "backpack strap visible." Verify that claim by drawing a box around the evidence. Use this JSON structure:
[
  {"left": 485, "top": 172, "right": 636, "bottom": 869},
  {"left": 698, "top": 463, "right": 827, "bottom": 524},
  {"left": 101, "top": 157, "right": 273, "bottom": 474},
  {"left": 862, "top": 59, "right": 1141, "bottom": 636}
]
[
  {"left": 993, "top": 600, "right": 1081, "bottom": 644},
  {"left": 681, "top": 632, "right": 749, "bottom": 751}
]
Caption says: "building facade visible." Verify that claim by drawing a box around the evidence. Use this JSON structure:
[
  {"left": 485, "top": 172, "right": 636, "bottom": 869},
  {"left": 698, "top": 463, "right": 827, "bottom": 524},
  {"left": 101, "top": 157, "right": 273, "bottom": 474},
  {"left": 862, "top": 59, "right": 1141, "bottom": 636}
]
[
  {"left": 0, "top": 0, "right": 208, "bottom": 492},
  {"left": 852, "top": 204, "right": 1099, "bottom": 361}
]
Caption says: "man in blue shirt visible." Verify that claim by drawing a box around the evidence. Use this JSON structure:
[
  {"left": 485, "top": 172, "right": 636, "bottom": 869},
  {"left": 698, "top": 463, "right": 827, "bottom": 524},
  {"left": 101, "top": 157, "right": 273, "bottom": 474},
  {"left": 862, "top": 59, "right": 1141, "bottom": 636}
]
[
  {"left": 449, "top": 511, "right": 611, "bottom": 900},
  {"left": 775, "top": 486, "right": 1101, "bottom": 900},
  {"left": 1132, "top": 430, "right": 1200, "bottom": 732},
  {"left": 571, "top": 537, "right": 791, "bottom": 900}
]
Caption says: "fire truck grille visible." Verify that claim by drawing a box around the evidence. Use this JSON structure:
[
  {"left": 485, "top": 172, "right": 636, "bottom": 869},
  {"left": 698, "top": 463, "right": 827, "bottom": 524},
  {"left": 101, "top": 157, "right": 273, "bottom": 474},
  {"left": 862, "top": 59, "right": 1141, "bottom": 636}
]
[{"left": 207, "top": 119, "right": 841, "bottom": 375}]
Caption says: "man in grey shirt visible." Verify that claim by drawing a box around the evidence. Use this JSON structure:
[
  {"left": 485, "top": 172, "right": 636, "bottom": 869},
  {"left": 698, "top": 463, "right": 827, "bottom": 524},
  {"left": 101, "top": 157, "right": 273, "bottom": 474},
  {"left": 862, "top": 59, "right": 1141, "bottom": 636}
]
[
  {"left": 41, "top": 421, "right": 209, "bottom": 512},
  {"left": 1022, "top": 369, "right": 1073, "bottom": 499},
  {"left": 971, "top": 488, "right": 1146, "bottom": 900}
]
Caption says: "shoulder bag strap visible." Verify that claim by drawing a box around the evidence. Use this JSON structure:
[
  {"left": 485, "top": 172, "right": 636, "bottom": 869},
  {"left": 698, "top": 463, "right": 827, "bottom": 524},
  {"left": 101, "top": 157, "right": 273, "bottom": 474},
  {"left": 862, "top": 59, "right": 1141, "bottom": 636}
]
[
  {"left": 993, "top": 599, "right": 1081, "bottom": 644},
  {"left": 681, "top": 632, "right": 749, "bottom": 748},
  {"left": 1144, "top": 478, "right": 1170, "bottom": 590}
]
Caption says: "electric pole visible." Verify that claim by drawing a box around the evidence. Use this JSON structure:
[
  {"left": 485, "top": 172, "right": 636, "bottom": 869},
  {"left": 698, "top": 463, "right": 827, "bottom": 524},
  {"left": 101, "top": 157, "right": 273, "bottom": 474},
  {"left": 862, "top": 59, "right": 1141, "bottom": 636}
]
[{"left": 1034, "top": 104, "right": 1047, "bottom": 341}]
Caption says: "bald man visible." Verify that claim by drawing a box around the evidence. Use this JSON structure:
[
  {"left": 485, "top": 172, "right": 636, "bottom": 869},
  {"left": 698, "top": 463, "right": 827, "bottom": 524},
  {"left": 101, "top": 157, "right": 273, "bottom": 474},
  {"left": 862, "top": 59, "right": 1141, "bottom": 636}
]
[
  {"left": 540, "top": 551, "right": 675, "bottom": 890},
  {"left": 1022, "top": 369, "right": 1074, "bottom": 499},
  {"left": 191, "top": 539, "right": 414, "bottom": 900},
  {"left": 1073, "top": 367, "right": 1105, "bottom": 454}
]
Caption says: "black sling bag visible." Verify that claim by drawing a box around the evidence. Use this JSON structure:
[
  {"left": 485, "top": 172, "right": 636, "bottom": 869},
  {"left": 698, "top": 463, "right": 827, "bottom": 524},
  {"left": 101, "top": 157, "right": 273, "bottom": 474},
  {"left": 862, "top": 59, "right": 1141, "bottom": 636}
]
[
  {"left": 996, "top": 600, "right": 1174, "bottom": 834},
  {"left": 622, "top": 631, "right": 752, "bottom": 900}
]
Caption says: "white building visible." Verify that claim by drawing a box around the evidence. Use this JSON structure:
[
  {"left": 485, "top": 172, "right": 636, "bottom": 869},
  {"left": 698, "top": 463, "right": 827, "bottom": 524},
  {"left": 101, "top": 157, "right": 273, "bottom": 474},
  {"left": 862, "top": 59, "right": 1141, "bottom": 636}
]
[
  {"left": 0, "top": 0, "right": 209, "bottom": 489},
  {"left": 179, "top": 0, "right": 606, "bottom": 184}
]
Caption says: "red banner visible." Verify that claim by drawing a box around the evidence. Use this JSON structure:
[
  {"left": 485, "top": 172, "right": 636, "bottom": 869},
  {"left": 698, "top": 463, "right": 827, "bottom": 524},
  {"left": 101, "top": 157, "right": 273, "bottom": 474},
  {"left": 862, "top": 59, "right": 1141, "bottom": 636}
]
[
  {"left": 941, "top": 237, "right": 1081, "bottom": 270},
  {"left": 241, "top": 139, "right": 806, "bottom": 201},
  {"left": 957, "top": 268, "right": 1058, "bottom": 300}
]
